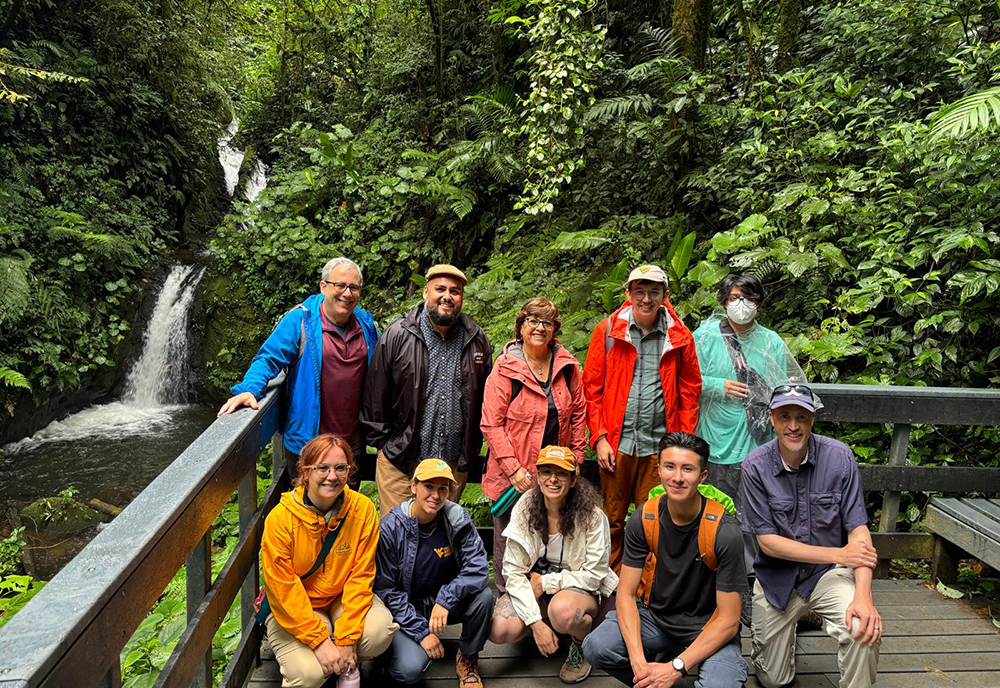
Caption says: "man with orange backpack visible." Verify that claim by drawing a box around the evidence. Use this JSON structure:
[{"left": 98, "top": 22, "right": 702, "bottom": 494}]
[
  {"left": 583, "top": 432, "right": 747, "bottom": 688},
  {"left": 583, "top": 264, "right": 702, "bottom": 574}
]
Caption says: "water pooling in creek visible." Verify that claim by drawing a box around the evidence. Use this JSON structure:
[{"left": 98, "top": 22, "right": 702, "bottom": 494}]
[{"left": 0, "top": 123, "right": 268, "bottom": 578}]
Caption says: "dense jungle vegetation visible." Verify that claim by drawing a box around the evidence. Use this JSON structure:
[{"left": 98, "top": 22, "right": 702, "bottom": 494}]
[{"left": 3, "top": 0, "right": 1000, "bottom": 683}]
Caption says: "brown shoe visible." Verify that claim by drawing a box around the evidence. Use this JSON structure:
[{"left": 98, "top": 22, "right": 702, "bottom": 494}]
[
  {"left": 457, "top": 650, "right": 484, "bottom": 688},
  {"left": 559, "top": 641, "right": 592, "bottom": 684}
]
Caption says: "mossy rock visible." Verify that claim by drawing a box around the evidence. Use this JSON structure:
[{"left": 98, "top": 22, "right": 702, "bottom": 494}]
[{"left": 21, "top": 497, "right": 101, "bottom": 534}]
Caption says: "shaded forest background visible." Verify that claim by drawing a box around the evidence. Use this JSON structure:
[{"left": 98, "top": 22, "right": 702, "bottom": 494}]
[{"left": 2, "top": 0, "right": 999, "bottom": 447}]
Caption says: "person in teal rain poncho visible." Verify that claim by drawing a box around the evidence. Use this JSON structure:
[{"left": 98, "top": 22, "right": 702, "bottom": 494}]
[{"left": 693, "top": 273, "right": 817, "bottom": 623}]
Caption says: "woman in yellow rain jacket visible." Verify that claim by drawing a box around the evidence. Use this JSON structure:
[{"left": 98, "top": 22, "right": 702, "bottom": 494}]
[{"left": 262, "top": 434, "right": 398, "bottom": 688}]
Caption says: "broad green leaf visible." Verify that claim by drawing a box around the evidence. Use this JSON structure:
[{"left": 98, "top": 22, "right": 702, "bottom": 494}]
[
  {"left": 787, "top": 251, "right": 819, "bottom": 278},
  {"left": 935, "top": 580, "right": 964, "bottom": 599},
  {"left": 670, "top": 232, "right": 696, "bottom": 280}
]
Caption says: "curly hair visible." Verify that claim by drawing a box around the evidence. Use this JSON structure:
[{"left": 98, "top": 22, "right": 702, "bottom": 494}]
[
  {"left": 294, "top": 434, "right": 358, "bottom": 488},
  {"left": 523, "top": 475, "right": 600, "bottom": 540},
  {"left": 514, "top": 297, "right": 562, "bottom": 342}
]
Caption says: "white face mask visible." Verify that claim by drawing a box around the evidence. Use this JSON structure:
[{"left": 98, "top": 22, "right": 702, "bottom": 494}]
[{"left": 726, "top": 299, "right": 758, "bottom": 325}]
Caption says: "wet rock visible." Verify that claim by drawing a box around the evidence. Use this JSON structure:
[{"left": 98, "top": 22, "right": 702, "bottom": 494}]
[{"left": 20, "top": 497, "right": 101, "bottom": 535}]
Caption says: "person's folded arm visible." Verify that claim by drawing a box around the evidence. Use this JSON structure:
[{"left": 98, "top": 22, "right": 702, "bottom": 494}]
[{"left": 261, "top": 512, "right": 329, "bottom": 649}]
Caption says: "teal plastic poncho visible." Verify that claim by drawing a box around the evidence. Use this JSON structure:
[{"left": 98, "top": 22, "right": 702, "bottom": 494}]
[{"left": 693, "top": 312, "right": 817, "bottom": 465}]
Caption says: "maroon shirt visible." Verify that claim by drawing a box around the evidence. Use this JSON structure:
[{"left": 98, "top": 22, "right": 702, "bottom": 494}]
[{"left": 319, "top": 308, "right": 368, "bottom": 441}]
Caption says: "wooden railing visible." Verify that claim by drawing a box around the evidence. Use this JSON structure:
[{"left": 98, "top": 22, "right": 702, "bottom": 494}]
[{"left": 0, "top": 381, "right": 998, "bottom": 688}]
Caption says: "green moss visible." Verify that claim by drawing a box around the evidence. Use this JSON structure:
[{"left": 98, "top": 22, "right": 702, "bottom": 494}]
[{"left": 21, "top": 498, "right": 101, "bottom": 534}]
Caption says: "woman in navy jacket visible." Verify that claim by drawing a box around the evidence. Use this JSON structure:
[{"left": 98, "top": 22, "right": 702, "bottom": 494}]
[{"left": 375, "top": 459, "right": 494, "bottom": 686}]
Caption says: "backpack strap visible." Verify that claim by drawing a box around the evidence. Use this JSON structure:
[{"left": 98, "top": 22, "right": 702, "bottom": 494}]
[
  {"left": 637, "top": 494, "right": 662, "bottom": 605},
  {"left": 698, "top": 498, "right": 726, "bottom": 571},
  {"left": 302, "top": 515, "right": 346, "bottom": 580}
]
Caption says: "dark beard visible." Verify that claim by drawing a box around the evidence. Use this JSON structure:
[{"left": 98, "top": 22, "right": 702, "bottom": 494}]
[{"left": 427, "top": 303, "right": 459, "bottom": 327}]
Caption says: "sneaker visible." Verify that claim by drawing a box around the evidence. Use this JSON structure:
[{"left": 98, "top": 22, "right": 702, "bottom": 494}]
[
  {"left": 559, "top": 641, "right": 592, "bottom": 684},
  {"left": 337, "top": 666, "right": 360, "bottom": 688},
  {"left": 456, "top": 650, "right": 484, "bottom": 688}
]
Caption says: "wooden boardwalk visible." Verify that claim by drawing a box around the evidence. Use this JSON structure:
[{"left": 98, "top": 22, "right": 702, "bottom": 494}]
[{"left": 249, "top": 579, "right": 1000, "bottom": 687}]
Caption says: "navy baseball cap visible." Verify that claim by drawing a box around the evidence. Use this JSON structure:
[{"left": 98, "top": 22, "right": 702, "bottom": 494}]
[{"left": 769, "top": 384, "right": 816, "bottom": 412}]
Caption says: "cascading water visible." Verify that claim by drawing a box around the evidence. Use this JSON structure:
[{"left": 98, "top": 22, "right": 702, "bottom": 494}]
[
  {"left": 218, "top": 120, "right": 245, "bottom": 197},
  {"left": 4, "top": 265, "right": 205, "bottom": 450}
]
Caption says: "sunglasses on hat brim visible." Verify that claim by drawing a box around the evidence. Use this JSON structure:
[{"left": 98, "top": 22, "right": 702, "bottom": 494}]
[{"left": 770, "top": 384, "right": 814, "bottom": 401}]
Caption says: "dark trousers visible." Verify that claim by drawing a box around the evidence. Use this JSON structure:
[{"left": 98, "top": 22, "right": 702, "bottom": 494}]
[{"left": 383, "top": 587, "right": 495, "bottom": 684}]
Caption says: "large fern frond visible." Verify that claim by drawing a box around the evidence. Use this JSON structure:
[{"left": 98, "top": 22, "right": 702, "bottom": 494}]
[
  {"left": 546, "top": 228, "right": 613, "bottom": 251},
  {"left": 0, "top": 251, "right": 32, "bottom": 326},
  {"left": 0, "top": 367, "right": 31, "bottom": 390},
  {"left": 586, "top": 94, "right": 654, "bottom": 122},
  {"left": 930, "top": 86, "right": 1000, "bottom": 139}
]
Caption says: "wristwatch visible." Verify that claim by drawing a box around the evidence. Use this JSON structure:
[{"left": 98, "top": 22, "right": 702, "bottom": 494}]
[{"left": 671, "top": 657, "right": 687, "bottom": 677}]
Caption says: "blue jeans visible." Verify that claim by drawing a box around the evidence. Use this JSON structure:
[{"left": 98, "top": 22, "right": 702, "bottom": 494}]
[
  {"left": 382, "top": 587, "right": 494, "bottom": 684},
  {"left": 582, "top": 606, "right": 747, "bottom": 688}
]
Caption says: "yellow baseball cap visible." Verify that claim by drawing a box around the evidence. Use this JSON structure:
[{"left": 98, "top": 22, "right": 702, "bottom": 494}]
[
  {"left": 425, "top": 264, "right": 468, "bottom": 285},
  {"left": 412, "top": 458, "right": 457, "bottom": 483},
  {"left": 535, "top": 445, "right": 577, "bottom": 473}
]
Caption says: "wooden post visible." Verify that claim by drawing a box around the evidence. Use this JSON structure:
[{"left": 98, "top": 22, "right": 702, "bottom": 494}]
[
  {"left": 238, "top": 470, "right": 259, "bottom": 643},
  {"left": 875, "top": 424, "right": 911, "bottom": 578},
  {"left": 96, "top": 660, "right": 122, "bottom": 688},
  {"left": 272, "top": 432, "right": 286, "bottom": 484},
  {"left": 186, "top": 528, "right": 213, "bottom": 688},
  {"left": 931, "top": 535, "right": 962, "bottom": 585}
]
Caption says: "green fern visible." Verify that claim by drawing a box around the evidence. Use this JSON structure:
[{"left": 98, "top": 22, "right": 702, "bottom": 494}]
[
  {"left": 546, "top": 228, "right": 613, "bottom": 251},
  {"left": 930, "top": 86, "right": 1000, "bottom": 139},
  {"left": 0, "top": 367, "right": 31, "bottom": 391},
  {"left": 0, "top": 251, "right": 32, "bottom": 326},
  {"left": 586, "top": 94, "right": 654, "bottom": 122}
]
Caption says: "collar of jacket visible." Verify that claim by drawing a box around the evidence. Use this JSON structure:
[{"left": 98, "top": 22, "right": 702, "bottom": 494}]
[
  {"left": 288, "top": 484, "right": 352, "bottom": 529},
  {"left": 394, "top": 498, "right": 468, "bottom": 534},
  {"left": 497, "top": 340, "right": 575, "bottom": 392},
  {"left": 607, "top": 299, "right": 692, "bottom": 355},
  {"left": 399, "top": 304, "right": 480, "bottom": 350}
]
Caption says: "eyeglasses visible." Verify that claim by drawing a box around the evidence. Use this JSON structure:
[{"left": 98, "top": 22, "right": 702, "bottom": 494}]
[
  {"left": 322, "top": 281, "right": 363, "bottom": 295},
  {"left": 630, "top": 288, "right": 665, "bottom": 302},
  {"left": 726, "top": 295, "right": 758, "bottom": 305},
  {"left": 308, "top": 463, "right": 351, "bottom": 477},
  {"left": 770, "top": 384, "right": 814, "bottom": 400},
  {"left": 537, "top": 466, "right": 573, "bottom": 481},
  {"left": 525, "top": 318, "right": 555, "bottom": 331}
]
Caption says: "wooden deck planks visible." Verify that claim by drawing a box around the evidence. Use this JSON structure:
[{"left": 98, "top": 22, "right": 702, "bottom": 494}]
[{"left": 248, "top": 580, "right": 1000, "bottom": 687}]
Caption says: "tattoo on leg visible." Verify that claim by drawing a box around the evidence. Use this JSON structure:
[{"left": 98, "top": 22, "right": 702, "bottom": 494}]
[{"left": 494, "top": 594, "right": 517, "bottom": 619}]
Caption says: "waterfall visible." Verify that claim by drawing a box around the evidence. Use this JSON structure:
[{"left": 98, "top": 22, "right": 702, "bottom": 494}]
[
  {"left": 4, "top": 264, "right": 206, "bottom": 450},
  {"left": 123, "top": 264, "right": 203, "bottom": 407},
  {"left": 218, "top": 120, "right": 245, "bottom": 197}
]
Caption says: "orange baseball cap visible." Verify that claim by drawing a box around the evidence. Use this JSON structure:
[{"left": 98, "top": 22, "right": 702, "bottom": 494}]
[
  {"left": 535, "top": 445, "right": 577, "bottom": 472},
  {"left": 412, "top": 458, "right": 457, "bottom": 483}
]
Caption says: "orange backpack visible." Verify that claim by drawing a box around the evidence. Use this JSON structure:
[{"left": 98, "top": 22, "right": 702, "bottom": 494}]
[{"left": 636, "top": 494, "right": 727, "bottom": 605}]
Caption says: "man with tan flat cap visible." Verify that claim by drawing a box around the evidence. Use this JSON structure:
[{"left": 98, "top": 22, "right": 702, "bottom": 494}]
[{"left": 362, "top": 264, "right": 492, "bottom": 515}]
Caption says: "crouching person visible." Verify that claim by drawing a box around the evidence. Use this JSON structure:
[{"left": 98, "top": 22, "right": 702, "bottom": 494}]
[
  {"left": 375, "top": 459, "right": 494, "bottom": 687},
  {"left": 584, "top": 432, "right": 747, "bottom": 688},
  {"left": 742, "top": 384, "right": 880, "bottom": 688},
  {"left": 490, "top": 446, "right": 618, "bottom": 684},
  {"left": 261, "top": 434, "right": 397, "bottom": 688}
]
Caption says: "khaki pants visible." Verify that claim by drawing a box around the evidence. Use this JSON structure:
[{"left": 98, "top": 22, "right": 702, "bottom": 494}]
[
  {"left": 266, "top": 595, "right": 397, "bottom": 688},
  {"left": 600, "top": 450, "right": 660, "bottom": 573},
  {"left": 751, "top": 566, "right": 880, "bottom": 688},
  {"left": 375, "top": 450, "right": 467, "bottom": 517}
]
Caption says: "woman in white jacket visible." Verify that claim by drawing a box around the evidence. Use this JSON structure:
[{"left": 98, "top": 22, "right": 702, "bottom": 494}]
[{"left": 489, "top": 446, "right": 618, "bottom": 684}]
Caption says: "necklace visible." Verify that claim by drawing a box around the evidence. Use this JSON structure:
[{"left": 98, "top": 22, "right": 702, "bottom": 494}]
[
  {"left": 419, "top": 518, "right": 439, "bottom": 539},
  {"left": 524, "top": 351, "right": 551, "bottom": 380}
]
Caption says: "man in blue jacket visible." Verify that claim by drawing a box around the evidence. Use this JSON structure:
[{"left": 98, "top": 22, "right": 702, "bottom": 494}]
[
  {"left": 375, "top": 459, "right": 493, "bottom": 688},
  {"left": 218, "top": 257, "right": 379, "bottom": 478}
]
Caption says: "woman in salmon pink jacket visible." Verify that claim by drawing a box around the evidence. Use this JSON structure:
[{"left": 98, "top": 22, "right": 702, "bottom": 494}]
[{"left": 480, "top": 297, "right": 587, "bottom": 593}]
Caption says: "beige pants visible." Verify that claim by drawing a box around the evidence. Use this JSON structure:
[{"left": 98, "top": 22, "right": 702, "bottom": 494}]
[
  {"left": 266, "top": 595, "right": 397, "bottom": 688},
  {"left": 751, "top": 566, "right": 880, "bottom": 688},
  {"left": 375, "top": 450, "right": 467, "bottom": 516}
]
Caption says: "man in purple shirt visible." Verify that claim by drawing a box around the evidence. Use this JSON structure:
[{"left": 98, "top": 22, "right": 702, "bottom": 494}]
[{"left": 740, "top": 384, "right": 881, "bottom": 688}]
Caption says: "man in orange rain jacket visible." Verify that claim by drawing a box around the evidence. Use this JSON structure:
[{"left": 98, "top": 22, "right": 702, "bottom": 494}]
[{"left": 583, "top": 264, "right": 702, "bottom": 573}]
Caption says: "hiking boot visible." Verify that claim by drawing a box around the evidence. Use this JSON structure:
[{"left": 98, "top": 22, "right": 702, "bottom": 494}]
[
  {"left": 456, "top": 650, "right": 483, "bottom": 688},
  {"left": 559, "top": 640, "right": 592, "bottom": 684}
]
